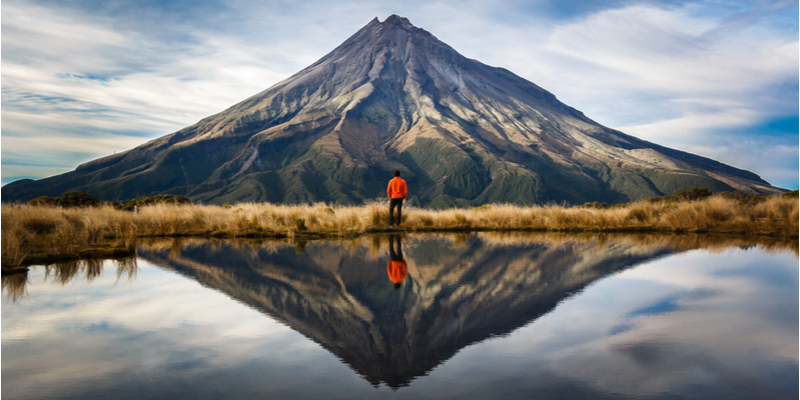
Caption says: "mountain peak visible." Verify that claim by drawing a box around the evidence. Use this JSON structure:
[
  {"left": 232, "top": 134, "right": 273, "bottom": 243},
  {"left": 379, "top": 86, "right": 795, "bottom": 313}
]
[
  {"left": 360, "top": 14, "right": 428, "bottom": 40},
  {"left": 337, "top": 15, "right": 432, "bottom": 53},
  {"left": 381, "top": 14, "right": 413, "bottom": 28}
]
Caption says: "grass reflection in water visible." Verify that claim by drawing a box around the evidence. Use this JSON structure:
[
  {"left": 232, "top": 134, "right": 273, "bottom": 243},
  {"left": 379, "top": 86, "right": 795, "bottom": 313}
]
[{"left": 3, "top": 258, "right": 137, "bottom": 304}]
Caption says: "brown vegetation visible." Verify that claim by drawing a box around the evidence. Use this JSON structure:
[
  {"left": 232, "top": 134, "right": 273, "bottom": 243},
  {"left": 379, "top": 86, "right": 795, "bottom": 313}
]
[{"left": 2, "top": 193, "right": 797, "bottom": 268}]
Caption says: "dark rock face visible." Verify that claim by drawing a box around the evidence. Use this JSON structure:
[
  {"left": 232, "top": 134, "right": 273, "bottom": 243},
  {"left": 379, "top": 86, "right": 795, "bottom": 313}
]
[
  {"left": 2, "top": 15, "right": 783, "bottom": 206},
  {"left": 137, "top": 235, "right": 678, "bottom": 387}
]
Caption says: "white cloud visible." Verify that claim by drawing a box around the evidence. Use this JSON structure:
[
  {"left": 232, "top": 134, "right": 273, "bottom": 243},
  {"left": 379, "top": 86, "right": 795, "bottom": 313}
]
[
  {"left": 523, "top": 5, "right": 798, "bottom": 120},
  {"left": 619, "top": 109, "right": 762, "bottom": 144},
  {"left": 2, "top": 134, "right": 147, "bottom": 156}
]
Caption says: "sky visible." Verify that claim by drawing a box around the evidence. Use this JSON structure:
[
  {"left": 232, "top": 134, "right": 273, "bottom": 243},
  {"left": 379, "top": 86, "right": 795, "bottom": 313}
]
[{"left": 2, "top": 0, "right": 798, "bottom": 189}]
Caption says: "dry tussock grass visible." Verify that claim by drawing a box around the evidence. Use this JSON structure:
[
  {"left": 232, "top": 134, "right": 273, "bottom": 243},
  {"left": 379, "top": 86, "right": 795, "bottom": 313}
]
[
  {"left": 3, "top": 194, "right": 797, "bottom": 266},
  {"left": 2, "top": 205, "right": 138, "bottom": 267}
]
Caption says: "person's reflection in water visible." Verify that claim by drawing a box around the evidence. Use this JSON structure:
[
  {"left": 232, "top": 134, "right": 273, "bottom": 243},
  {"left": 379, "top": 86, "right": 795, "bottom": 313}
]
[{"left": 387, "top": 234, "right": 407, "bottom": 290}]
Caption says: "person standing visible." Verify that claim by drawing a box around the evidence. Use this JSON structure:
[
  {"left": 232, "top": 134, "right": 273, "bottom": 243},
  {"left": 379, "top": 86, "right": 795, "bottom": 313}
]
[{"left": 387, "top": 170, "right": 407, "bottom": 227}]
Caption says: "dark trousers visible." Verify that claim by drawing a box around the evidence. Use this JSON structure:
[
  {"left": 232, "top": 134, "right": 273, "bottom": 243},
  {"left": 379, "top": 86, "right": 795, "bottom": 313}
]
[
  {"left": 389, "top": 235, "right": 403, "bottom": 261},
  {"left": 389, "top": 198, "right": 404, "bottom": 226}
]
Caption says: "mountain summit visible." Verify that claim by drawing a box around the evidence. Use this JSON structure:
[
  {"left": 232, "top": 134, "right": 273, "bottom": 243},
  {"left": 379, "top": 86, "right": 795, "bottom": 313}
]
[{"left": 3, "top": 15, "right": 784, "bottom": 206}]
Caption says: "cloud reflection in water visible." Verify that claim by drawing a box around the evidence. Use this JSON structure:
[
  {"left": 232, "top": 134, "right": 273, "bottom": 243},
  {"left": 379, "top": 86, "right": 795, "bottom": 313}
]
[{"left": 2, "top": 233, "right": 797, "bottom": 399}]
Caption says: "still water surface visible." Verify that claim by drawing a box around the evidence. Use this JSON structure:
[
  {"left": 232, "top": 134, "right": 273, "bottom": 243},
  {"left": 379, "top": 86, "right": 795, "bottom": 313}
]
[{"left": 3, "top": 233, "right": 798, "bottom": 399}]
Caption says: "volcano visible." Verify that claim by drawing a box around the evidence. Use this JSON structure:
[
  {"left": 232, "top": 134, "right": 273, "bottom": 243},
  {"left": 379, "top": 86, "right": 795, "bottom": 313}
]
[{"left": 2, "top": 15, "right": 784, "bottom": 206}]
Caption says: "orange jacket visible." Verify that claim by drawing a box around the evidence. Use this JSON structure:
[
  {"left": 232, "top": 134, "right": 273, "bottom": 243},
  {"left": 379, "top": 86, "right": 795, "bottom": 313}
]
[
  {"left": 387, "top": 260, "right": 408, "bottom": 284},
  {"left": 387, "top": 177, "right": 407, "bottom": 199}
]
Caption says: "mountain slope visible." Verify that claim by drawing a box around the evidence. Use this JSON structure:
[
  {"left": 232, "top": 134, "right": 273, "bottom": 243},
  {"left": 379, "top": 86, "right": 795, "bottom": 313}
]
[{"left": 2, "top": 15, "right": 784, "bottom": 206}]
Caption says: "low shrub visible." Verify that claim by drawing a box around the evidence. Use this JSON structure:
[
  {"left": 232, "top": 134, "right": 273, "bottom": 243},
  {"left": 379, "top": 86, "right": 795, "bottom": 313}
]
[
  {"left": 121, "top": 195, "right": 191, "bottom": 211},
  {"left": 28, "top": 191, "right": 101, "bottom": 208}
]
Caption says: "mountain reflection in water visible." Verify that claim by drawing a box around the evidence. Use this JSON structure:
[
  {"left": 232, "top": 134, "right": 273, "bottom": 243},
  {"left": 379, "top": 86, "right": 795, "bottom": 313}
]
[
  {"left": 123, "top": 232, "right": 788, "bottom": 388},
  {"left": 3, "top": 232, "right": 796, "bottom": 395}
]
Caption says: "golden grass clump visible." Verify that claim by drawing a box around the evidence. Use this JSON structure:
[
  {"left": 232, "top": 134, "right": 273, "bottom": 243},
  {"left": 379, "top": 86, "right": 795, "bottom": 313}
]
[{"left": 1, "top": 204, "right": 137, "bottom": 267}]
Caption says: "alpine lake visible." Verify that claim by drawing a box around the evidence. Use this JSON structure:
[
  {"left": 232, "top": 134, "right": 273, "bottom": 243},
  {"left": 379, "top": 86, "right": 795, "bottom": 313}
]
[{"left": 3, "top": 232, "right": 798, "bottom": 399}]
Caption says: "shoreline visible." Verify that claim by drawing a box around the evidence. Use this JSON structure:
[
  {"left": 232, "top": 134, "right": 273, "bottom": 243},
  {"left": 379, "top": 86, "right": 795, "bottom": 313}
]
[
  {"left": 3, "top": 193, "right": 797, "bottom": 270},
  {"left": 3, "top": 225, "right": 796, "bottom": 272}
]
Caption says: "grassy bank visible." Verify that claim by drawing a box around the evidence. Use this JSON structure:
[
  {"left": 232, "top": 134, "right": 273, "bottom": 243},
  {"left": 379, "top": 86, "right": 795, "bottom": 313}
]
[{"left": 2, "top": 192, "right": 797, "bottom": 268}]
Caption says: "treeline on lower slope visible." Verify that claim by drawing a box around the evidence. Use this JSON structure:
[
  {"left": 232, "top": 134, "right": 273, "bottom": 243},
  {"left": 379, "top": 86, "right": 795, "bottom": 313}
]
[{"left": 28, "top": 191, "right": 191, "bottom": 211}]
